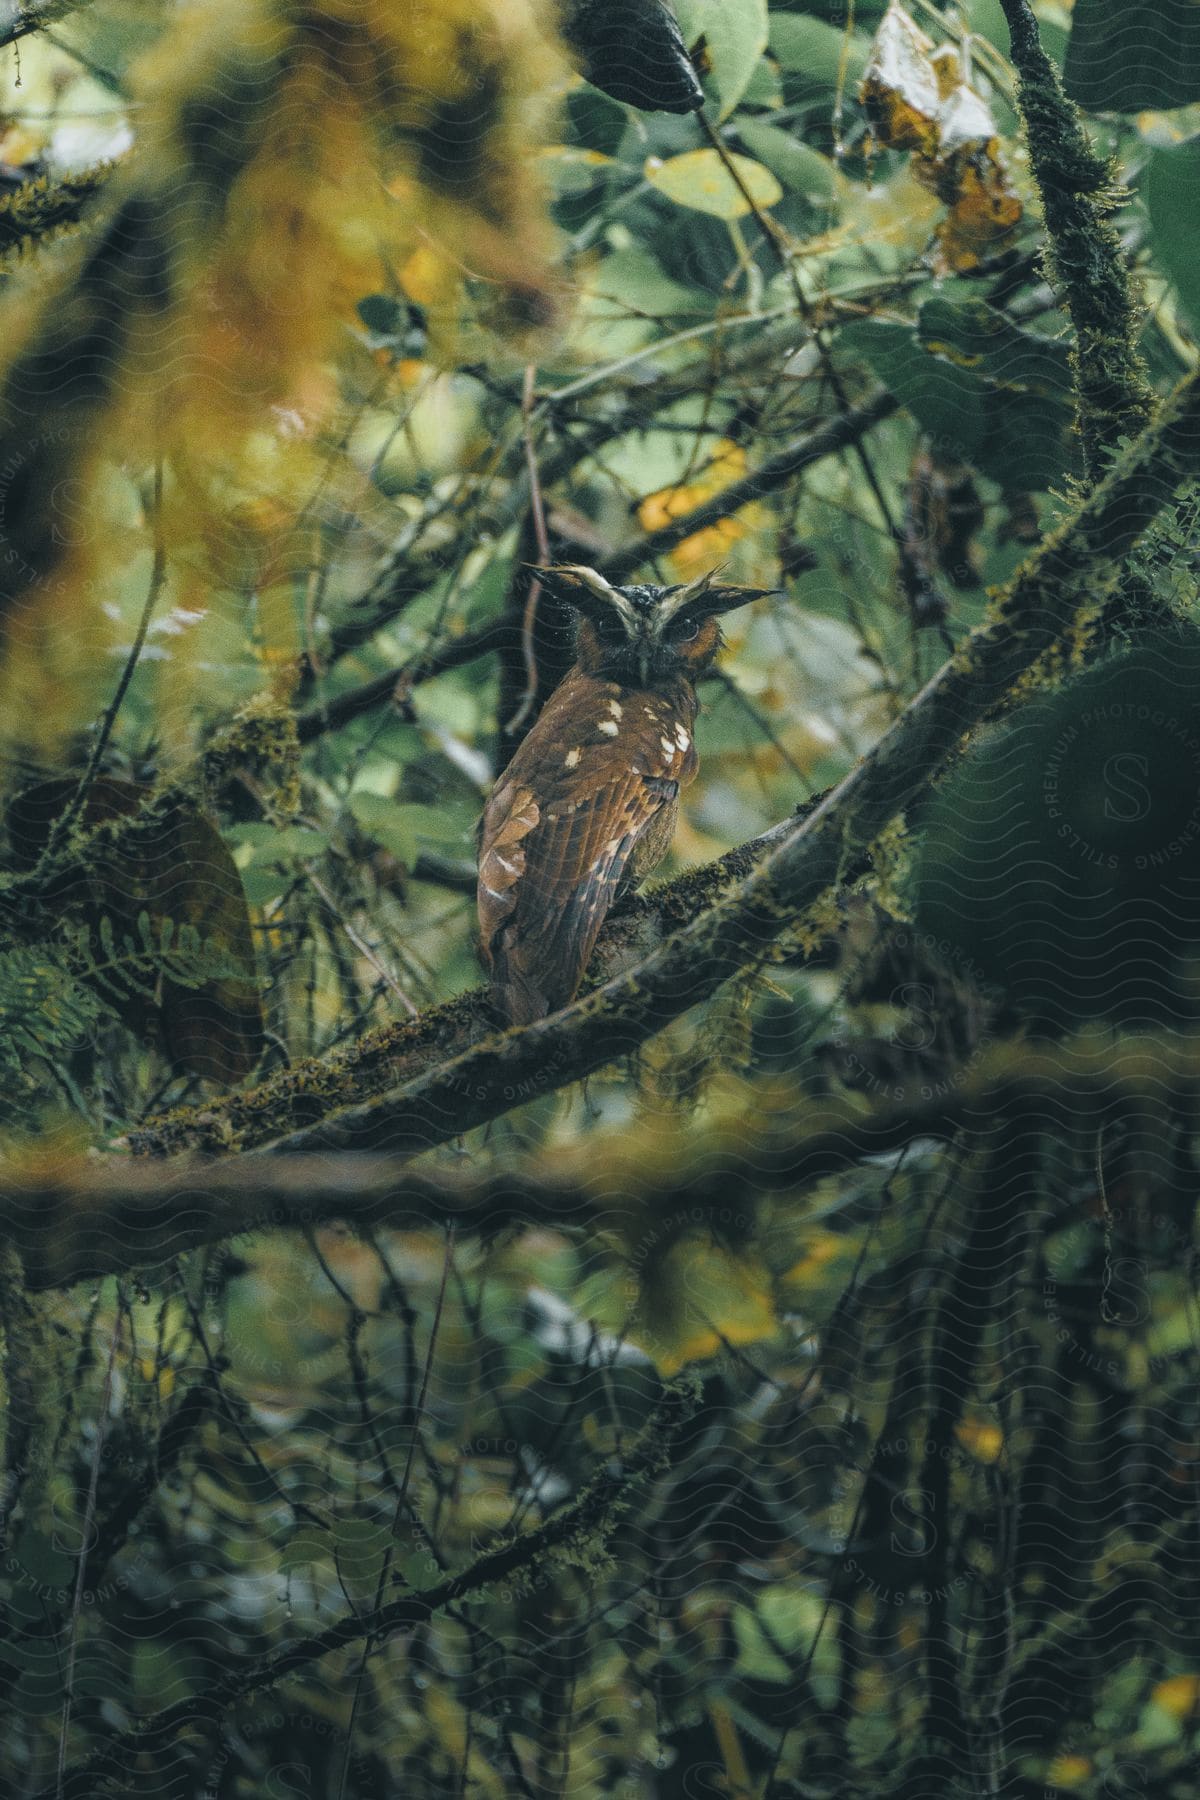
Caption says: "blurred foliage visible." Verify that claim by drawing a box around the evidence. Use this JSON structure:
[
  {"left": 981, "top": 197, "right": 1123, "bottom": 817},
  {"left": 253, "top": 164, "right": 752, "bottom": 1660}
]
[{"left": 0, "top": 1, "right": 1198, "bottom": 1796}]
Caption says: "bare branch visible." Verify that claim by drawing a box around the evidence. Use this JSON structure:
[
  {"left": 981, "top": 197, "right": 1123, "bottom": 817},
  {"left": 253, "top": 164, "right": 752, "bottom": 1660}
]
[
  {"left": 600, "top": 390, "right": 896, "bottom": 584},
  {"left": 39, "top": 1377, "right": 699, "bottom": 1800},
  {"left": 295, "top": 618, "right": 517, "bottom": 744}
]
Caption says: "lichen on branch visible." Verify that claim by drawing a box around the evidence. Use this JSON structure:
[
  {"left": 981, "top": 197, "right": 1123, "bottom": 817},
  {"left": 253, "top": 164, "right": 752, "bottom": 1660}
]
[{"left": 997, "top": 0, "right": 1153, "bottom": 479}]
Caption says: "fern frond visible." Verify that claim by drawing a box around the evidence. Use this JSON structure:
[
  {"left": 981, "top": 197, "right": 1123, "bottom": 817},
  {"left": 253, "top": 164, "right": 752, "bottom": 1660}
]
[{"left": 0, "top": 910, "right": 247, "bottom": 1087}]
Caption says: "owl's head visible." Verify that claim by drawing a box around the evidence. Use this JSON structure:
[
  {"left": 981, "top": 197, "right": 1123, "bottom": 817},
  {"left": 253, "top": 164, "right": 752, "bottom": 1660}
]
[{"left": 535, "top": 564, "right": 775, "bottom": 687}]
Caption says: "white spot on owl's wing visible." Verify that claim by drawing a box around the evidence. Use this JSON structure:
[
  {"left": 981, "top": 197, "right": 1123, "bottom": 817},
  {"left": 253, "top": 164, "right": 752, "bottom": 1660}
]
[
  {"left": 675, "top": 727, "right": 690, "bottom": 752},
  {"left": 564, "top": 747, "right": 581, "bottom": 768},
  {"left": 598, "top": 720, "right": 619, "bottom": 737},
  {"left": 660, "top": 736, "right": 676, "bottom": 758}
]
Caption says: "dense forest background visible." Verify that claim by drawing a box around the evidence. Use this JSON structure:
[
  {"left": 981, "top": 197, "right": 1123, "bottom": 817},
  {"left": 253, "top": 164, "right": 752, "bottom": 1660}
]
[{"left": 1, "top": 0, "right": 1200, "bottom": 1794}]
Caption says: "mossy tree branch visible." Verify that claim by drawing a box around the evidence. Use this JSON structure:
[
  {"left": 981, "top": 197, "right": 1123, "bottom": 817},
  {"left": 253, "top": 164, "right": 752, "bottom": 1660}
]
[
  {"left": 11, "top": 1033, "right": 1199, "bottom": 1289},
  {"left": 124, "top": 799, "right": 832, "bottom": 1159},
  {"left": 0, "top": 164, "right": 114, "bottom": 265},
  {"left": 998, "top": 0, "right": 1154, "bottom": 478},
  {"left": 0, "top": 0, "right": 93, "bottom": 51}
]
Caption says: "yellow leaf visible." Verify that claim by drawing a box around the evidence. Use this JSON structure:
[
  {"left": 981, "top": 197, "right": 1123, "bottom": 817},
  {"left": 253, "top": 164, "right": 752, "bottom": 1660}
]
[
  {"left": 1152, "top": 1674, "right": 1200, "bottom": 1719},
  {"left": 644, "top": 149, "right": 782, "bottom": 220},
  {"left": 1044, "top": 1756, "right": 1092, "bottom": 1788},
  {"left": 624, "top": 1240, "right": 779, "bottom": 1375},
  {"left": 955, "top": 1419, "right": 1003, "bottom": 1465},
  {"left": 637, "top": 440, "right": 767, "bottom": 579}
]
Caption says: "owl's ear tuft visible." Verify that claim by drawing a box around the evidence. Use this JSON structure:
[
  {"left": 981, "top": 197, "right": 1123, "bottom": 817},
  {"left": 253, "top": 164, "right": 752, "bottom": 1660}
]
[
  {"left": 531, "top": 565, "right": 636, "bottom": 633},
  {"left": 660, "top": 573, "right": 779, "bottom": 628},
  {"left": 702, "top": 583, "right": 779, "bottom": 615}
]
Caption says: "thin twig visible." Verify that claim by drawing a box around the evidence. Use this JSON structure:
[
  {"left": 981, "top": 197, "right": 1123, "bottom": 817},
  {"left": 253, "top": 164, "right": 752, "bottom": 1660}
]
[
  {"left": 337, "top": 1222, "right": 456, "bottom": 1798},
  {"left": 601, "top": 391, "right": 896, "bottom": 583},
  {"left": 505, "top": 365, "right": 553, "bottom": 735},
  {"left": 55, "top": 1303, "right": 121, "bottom": 1800},
  {"left": 40, "top": 1379, "right": 699, "bottom": 1800}
]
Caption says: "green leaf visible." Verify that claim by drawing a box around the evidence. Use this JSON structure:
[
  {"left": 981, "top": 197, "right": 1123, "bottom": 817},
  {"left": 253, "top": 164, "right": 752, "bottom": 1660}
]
[
  {"left": 739, "top": 54, "right": 782, "bottom": 110},
  {"left": 349, "top": 793, "right": 440, "bottom": 863},
  {"left": 280, "top": 1523, "right": 331, "bottom": 1572},
  {"left": 767, "top": 13, "right": 870, "bottom": 91},
  {"left": 239, "top": 864, "right": 292, "bottom": 907},
  {"left": 645, "top": 147, "right": 782, "bottom": 218},
  {"left": 1147, "top": 140, "right": 1200, "bottom": 332},
  {"left": 230, "top": 823, "right": 329, "bottom": 862},
  {"left": 11, "top": 1529, "right": 74, "bottom": 1591},
  {"left": 14, "top": 1663, "right": 65, "bottom": 1718},
  {"left": 675, "top": 0, "right": 768, "bottom": 118},
  {"left": 842, "top": 300, "right": 1074, "bottom": 491},
  {"left": 1064, "top": 0, "right": 1200, "bottom": 110},
  {"left": 734, "top": 119, "right": 836, "bottom": 200}
]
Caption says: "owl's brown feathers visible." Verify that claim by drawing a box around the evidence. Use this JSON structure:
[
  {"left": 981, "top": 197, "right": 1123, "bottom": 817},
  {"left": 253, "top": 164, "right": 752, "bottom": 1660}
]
[
  {"left": 478, "top": 666, "right": 697, "bottom": 1024},
  {"left": 477, "top": 565, "right": 774, "bottom": 1026}
]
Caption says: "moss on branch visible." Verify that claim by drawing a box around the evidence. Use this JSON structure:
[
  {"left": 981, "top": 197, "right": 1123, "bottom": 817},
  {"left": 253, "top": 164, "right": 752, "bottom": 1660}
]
[
  {"left": 6, "top": 1032, "right": 1198, "bottom": 1288},
  {"left": 998, "top": 0, "right": 1153, "bottom": 479},
  {"left": 0, "top": 164, "right": 114, "bottom": 268},
  {"left": 124, "top": 803, "right": 828, "bottom": 1159}
]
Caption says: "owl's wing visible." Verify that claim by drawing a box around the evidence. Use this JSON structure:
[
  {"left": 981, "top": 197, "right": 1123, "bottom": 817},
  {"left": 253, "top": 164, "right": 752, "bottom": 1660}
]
[
  {"left": 477, "top": 775, "right": 539, "bottom": 995},
  {"left": 478, "top": 760, "right": 679, "bottom": 1025}
]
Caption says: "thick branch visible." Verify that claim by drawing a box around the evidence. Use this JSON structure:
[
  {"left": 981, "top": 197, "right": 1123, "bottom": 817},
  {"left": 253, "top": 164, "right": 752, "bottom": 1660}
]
[
  {"left": 243, "top": 363, "right": 1200, "bottom": 1159},
  {"left": 998, "top": 0, "right": 1153, "bottom": 477},
  {"left": 0, "top": 0, "right": 92, "bottom": 50},
  {"left": 40, "top": 1378, "right": 697, "bottom": 1800},
  {"left": 11, "top": 1036, "right": 1194, "bottom": 1289},
  {"left": 125, "top": 804, "right": 827, "bottom": 1158}
]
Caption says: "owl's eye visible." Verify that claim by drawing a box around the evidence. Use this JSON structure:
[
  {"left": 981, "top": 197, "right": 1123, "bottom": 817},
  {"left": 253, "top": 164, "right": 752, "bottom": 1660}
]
[{"left": 671, "top": 617, "right": 700, "bottom": 643}]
